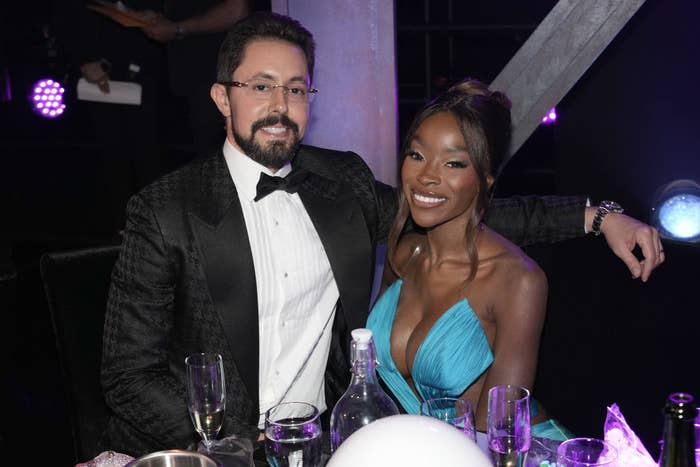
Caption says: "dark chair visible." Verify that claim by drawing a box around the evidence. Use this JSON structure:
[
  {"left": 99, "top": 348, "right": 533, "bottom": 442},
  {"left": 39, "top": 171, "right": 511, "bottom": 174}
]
[{"left": 39, "top": 245, "right": 121, "bottom": 463}]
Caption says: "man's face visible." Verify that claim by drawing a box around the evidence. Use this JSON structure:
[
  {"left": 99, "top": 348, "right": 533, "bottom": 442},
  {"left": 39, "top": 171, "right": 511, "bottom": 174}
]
[{"left": 211, "top": 39, "right": 311, "bottom": 170}]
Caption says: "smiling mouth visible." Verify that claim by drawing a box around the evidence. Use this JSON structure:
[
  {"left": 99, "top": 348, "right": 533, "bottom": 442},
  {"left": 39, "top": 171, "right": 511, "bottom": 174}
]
[
  {"left": 259, "top": 126, "right": 289, "bottom": 137},
  {"left": 411, "top": 190, "right": 447, "bottom": 207}
]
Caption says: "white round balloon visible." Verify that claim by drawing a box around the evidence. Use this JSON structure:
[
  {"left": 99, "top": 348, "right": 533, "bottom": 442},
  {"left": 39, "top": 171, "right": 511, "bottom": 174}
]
[{"left": 327, "top": 414, "right": 492, "bottom": 467}]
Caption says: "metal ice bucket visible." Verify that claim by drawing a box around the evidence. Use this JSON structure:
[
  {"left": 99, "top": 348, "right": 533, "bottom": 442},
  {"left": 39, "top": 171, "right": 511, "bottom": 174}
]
[{"left": 125, "top": 449, "right": 221, "bottom": 467}]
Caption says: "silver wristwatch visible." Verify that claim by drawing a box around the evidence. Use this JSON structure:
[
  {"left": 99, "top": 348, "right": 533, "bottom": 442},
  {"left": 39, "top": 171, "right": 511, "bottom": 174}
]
[{"left": 591, "top": 200, "right": 624, "bottom": 236}]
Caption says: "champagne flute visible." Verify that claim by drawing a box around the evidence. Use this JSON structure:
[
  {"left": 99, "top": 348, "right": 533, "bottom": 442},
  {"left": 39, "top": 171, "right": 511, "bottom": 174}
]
[
  {"left": 185, "top": 353, "right": 226, "bottom": 452},
  {"left": 420, "top": 397, "right": 477, "bottom": 441},
  {"left": 487, "top": 384, "right": 531, "bottom": 467},
  {"left": 556, "top": 437, "right": 618, "bottom": 466},
  {"left": 265, "top": 402, "right": 322, "bottom": 467}
]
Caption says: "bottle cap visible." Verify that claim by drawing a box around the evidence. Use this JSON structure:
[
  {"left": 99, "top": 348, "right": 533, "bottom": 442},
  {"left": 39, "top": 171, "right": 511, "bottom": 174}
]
[
  {"left": 351, "top": 328, "right": 373, "bottom": 350},
  {"left": 668, "top": 392, "right": 694, "bottom": 406},
  {"left": 664, "top": 392, "right": 696, "bottom": 418}
]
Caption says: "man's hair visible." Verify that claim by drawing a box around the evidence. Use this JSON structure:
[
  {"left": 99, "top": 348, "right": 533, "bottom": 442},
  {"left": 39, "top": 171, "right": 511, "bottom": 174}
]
[{"left": 216, "top": 12, "right": 316, "bottom": 83}]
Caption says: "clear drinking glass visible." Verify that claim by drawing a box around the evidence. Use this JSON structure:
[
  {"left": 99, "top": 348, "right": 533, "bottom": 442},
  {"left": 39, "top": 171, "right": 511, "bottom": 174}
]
[
  {"left": 556, "top": 437, "right": 618, "bottom": 466},
  {"left": 487, "top": 384, "right": 531, "bottom": 467},
  {"left": 420, "top": 397, "right": 477, "bottom": 441},
  {"left": 185, "top": 353, "right": 226, "bottom": 452},
  {"left": 265, "top": 402, "right": 323, "bottom": 467}
]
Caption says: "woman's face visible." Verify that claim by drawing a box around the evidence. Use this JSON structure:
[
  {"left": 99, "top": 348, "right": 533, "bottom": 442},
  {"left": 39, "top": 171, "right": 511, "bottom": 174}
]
[{"left": 401, "top": 111, "right": 485, "bottom": 229}]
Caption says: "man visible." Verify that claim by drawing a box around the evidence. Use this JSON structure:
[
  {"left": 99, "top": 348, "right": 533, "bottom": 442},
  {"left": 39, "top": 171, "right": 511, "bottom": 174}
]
[{"left": 101, "top": 12, "right": 663, "bottom": 457}]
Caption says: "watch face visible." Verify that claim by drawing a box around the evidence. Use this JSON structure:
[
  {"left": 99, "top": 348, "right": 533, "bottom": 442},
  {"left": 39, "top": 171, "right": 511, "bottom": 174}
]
[{"left": 601, "top": 200, "right": 623, "bottom": 212}]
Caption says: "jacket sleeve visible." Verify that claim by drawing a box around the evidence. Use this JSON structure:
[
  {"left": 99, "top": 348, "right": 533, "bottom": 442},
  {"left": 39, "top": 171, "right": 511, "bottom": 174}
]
[
  {"left": 101, "top": 193, "right": 196, "bottom": 451},
  {"left": 484, "top": 195, "right": 588, "bottom": 246},
  {"left": 375, "top": 180, "right": 398, "bottom": 243}
]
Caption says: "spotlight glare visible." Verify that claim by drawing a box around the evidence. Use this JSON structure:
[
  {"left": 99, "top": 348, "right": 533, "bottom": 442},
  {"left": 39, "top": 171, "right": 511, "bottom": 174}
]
[
  {"left": 652, "top": 179, "right": 700, "bottom": 243},
  {"left": 658, "top": 195, "right": 700, "bottom": 239},
  {"left": 30, "top": 78, "right": 67, "bottom": 118}
]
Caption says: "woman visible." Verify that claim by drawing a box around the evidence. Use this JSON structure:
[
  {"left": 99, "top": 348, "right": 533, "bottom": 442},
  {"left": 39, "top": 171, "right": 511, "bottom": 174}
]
[{"left": 366, "top": 79, "right": 571, "bottom": 440}]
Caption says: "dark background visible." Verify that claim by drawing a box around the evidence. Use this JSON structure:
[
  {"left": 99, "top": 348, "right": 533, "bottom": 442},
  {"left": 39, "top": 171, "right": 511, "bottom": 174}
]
[{"left": 1, "top": 0, "right": 698, "bottom": 464}]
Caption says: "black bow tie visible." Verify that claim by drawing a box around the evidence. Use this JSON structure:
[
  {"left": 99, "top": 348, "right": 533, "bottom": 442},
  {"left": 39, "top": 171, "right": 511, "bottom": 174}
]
[{"left": 254, "top": 169, "right": 309, "bottom": 202}]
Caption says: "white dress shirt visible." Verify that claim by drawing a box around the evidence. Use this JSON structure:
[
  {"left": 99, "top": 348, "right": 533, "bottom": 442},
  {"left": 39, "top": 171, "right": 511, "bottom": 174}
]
[{"left": 222, "top": 140, "right": 340, "bottom": 428}]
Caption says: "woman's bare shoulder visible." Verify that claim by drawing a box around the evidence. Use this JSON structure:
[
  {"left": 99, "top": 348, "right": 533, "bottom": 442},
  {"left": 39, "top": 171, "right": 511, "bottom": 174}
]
[{"left": 480, "top": 228, "right": 547, "bottom": 291}]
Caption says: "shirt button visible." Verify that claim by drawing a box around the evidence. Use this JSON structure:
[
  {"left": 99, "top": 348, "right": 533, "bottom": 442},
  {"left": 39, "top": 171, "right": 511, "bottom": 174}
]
[
  {"left": 284, "top": 272, "right": 288, "bottom": 278},
  {"left": 274, "top": 220, "right": 279, "bottom": 226}
]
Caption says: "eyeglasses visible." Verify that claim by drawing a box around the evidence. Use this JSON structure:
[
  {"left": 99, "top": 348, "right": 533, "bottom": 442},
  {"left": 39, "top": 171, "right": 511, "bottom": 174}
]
[{"left": 219, "top": 79, "right": 318, "bottom": 103}]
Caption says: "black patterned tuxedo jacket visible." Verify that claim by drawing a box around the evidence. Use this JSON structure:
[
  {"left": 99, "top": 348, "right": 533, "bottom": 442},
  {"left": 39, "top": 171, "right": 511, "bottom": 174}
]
[{"left": 100, "top": 145, "right": 585, "bottom": 456}]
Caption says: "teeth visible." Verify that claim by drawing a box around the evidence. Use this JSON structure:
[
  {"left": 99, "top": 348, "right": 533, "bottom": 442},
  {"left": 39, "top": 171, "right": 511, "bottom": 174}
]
[
  {"left": 262, "top": 127, "right": 286, "bottom": 134},
  {"left": 413, "top": 192, "right": 446, "bottom": 204}
]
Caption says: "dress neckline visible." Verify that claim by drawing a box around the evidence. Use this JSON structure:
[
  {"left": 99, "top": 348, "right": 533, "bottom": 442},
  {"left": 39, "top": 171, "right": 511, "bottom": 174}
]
[{"left": 386, "top": 279, "right": 479, "bottom": 384}]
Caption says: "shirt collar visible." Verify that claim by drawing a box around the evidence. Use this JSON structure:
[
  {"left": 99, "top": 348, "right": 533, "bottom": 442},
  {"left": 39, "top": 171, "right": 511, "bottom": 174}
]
[{"left": 222, "top": 138, "right": 293, "bottom": 202}]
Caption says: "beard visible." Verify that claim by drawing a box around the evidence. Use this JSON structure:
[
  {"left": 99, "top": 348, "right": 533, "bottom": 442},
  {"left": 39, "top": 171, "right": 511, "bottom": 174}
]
[{"left": 232, "top": 114, "right": 301, "bottom": 169}]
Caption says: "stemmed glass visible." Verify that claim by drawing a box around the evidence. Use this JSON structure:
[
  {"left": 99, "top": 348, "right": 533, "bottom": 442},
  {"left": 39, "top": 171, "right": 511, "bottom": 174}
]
[
  {"left": 556, "top": 437, "right": 618, "bottom": 466},
  {"left": 487, "top": 384, "right": 531, "bottom": 467},
  {"left": 265, "top": 402, "right": 323, "bottom": 467},
  {"left": 420, "top": 397, "right": 477, "bottom": 441},
  {"left": 185, "top": 353, "right": 226, "bottom": 452}
]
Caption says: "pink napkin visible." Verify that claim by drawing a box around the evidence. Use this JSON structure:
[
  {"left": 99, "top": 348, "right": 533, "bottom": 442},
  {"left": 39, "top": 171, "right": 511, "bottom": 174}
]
[
  {"left": 76, "top": 450, "right": 135, "bottom": 467},
  {"left": 603, "top": 403, "right": 656, "bottom": 466}
]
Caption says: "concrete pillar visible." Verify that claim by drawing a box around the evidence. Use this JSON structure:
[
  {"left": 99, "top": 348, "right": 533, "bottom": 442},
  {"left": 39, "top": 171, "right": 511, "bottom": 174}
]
[{"left": 272, "top": 0, "right": 398, "bottom": 185}]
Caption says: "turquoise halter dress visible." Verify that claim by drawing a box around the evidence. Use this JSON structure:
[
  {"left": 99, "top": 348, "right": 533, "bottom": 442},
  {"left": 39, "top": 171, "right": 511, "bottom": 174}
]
[{"left": 366, "top": 280, "right": 572, "bottom": 441}]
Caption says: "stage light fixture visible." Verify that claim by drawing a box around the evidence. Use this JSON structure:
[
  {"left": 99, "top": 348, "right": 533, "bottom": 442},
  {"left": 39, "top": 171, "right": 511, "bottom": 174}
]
[
  {"left": 541, "top": 107, "right": 557, "bottom": 124},
  {"left": 30, "top": 78, "right": 66, "bottom": 118},
  {"left": 651, "top": 179, "right": 700, "bottom": 243}
]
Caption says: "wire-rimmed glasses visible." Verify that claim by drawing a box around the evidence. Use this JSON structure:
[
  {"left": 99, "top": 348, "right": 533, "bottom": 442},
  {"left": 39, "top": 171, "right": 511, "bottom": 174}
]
[{"left": 219, "top": 78, "right": 318, "bottom": 104}]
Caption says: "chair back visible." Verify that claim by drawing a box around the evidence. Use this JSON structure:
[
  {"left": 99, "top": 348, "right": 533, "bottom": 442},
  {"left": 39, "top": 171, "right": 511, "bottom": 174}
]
[{"left": 40, "top": 245, "right": 121, "bottom": 462}]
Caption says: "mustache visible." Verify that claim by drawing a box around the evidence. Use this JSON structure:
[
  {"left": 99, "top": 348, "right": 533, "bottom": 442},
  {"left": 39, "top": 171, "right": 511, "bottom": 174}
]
[{"left": 251, "top": 114, "right": 300, "bottom": 136}]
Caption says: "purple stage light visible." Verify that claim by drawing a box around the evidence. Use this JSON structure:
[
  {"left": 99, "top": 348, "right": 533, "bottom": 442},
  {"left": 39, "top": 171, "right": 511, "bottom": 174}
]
[
  {"left": 30, "top": 78, "right": 66, "bottom": 118},
  {"left": 541, "top": 107, "right": 557, "bottom": 124}
]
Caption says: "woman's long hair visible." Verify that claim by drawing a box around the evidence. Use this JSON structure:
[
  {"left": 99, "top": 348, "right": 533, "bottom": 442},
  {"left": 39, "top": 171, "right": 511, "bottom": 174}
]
[{"left": 387, "top": 79, "right": 512, "bottom": 282}]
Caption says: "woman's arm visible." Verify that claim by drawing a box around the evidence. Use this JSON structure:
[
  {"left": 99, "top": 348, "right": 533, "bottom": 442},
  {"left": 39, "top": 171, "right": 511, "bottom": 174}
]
[{"left": 471, "top": 260, "right": 548, "bottom": 431}]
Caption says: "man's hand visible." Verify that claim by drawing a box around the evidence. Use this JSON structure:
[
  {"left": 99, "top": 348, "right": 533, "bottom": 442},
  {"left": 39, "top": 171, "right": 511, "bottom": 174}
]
[
  {"left": 594, "top": 210, "right": 665, "bottom": 282},
  {"left": 80, "top": 61, "right": 110, "bottom": 93},
  {"left": 142, "top": 14, "right": 178, "bottom": 43}
]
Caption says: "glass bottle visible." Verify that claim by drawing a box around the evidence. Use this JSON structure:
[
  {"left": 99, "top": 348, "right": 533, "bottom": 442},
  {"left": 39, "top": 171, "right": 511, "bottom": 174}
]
[
  {"left": 658, "top": 392, "right": 696, "bottom": 467},
  {"left": 329, "top": 328, "right": 399, "bottom": 451}
]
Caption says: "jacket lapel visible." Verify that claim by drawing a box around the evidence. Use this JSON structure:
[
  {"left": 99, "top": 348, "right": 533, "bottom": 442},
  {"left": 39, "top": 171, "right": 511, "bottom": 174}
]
[
  {"left": 188, "top": 153, "right": 259, "bottom": 406},
  {"left": 295, "top": 151, "right": 375, "bottom": 333}
]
